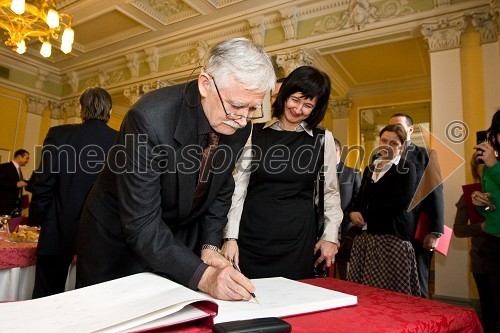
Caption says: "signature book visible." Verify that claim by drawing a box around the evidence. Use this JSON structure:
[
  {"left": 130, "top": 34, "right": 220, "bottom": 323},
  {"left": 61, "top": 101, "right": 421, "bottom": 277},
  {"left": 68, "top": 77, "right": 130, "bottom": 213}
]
[
  {"left": 0, "top": 273, "right": 357, "bottom": 332},
  {"left": 462, "top": 183, "right": 485, "bottom": 225}
]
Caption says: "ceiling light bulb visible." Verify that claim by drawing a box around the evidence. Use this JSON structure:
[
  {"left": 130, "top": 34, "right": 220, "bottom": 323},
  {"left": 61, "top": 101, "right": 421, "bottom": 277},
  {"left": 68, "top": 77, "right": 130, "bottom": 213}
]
[
  {"left": 10, "top": 0, "right": 25, "bottom": 15},
  {"left": 62, "top": 28, "right": 74, "bottom": 43},
  {"left": 16, "top": 40, "right": 26, "bottom": 54},
  {"left": 46, "top": 9, "right": 60, "bottom": 29},
  {"left": 61, "top": 41, "right": 72, "bottom": 54},
  {"left": 40, "top": 40, "right": 52, "bottom": 58}
]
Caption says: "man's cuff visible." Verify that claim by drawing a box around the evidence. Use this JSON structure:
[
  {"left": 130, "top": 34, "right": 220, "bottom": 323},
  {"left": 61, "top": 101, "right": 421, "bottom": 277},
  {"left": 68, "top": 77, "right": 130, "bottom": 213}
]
[{"left": 188, "top": 262, "right": 209, "bottom": 290}]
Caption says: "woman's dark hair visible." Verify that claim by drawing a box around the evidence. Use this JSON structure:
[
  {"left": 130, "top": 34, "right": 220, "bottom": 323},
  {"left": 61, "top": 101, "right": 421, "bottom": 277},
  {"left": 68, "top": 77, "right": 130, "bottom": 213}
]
[
  {"left": 379, "top": 124, "right": 407, "bottom": 147},
  {"left": 487, "top": 109, "right": 500, "bottom": 155},
  {"left": 272, "top": 66, "right": 331, "bottom": 129},
  {"left": 79, "top": 87, "right": 112, "bottom": 122}
]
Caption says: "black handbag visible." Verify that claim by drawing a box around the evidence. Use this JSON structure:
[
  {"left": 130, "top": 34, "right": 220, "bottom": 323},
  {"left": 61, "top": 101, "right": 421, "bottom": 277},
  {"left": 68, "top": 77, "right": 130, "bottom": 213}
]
[{"left": 313, "top": 131, "right": 328, "bottom": 278}]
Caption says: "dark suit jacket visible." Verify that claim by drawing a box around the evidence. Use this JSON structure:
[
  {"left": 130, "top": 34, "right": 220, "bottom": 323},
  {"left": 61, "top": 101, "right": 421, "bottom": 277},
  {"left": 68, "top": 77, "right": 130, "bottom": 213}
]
[
  {"left": 0, "top": 161, "right": 22, "bottom": 215},
  {"left": 76, "top": 81, "right": 251, "bottom": 289},
  {"left": 350, "top": 159, "right": 416, "bottom": 240},
  {"left": 30, "top": 119, "right": 117, "bottom": 256},
  {"left": 405, "top": 142, "right": 445, "bottom": 237},
  {"left": 337, "top": 162, "right": 361, "bottom": 236}
]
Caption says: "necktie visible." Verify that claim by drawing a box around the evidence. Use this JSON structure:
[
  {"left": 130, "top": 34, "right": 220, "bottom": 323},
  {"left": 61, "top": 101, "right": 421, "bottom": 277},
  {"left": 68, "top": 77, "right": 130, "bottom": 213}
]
[
  {"left": 192, "top": 132, "right": 220, "bottom": 210},
  {"left": 18, "top": 168, "right": 23, "bottom": 198}
]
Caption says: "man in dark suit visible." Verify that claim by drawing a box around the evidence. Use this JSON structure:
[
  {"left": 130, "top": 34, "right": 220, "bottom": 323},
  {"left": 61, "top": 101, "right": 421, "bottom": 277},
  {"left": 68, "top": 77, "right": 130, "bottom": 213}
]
[
  {"left": 333, "top": 138, "right": 361, "bottom": 280},
  {"left": 389, "top": 113, "right": 444, "bottom": 298},
  {"left": 0, "top": 149, "right": 29, "bottom": 216},
  {"left": 76, "top": 37, "right": 276, "bottom": 301},
  {"left": 30, "top": 87, "right": 117, "bottom": 298}
]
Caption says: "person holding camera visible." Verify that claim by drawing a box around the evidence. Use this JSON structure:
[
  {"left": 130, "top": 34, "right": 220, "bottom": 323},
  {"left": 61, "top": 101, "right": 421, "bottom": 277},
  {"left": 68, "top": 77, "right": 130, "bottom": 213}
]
[{"left": 472, "top": 110, "right": 500, "bottom": 332}]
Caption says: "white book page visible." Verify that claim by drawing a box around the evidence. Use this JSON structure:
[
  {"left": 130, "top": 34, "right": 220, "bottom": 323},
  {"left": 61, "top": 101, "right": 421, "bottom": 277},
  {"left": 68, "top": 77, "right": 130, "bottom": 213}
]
[
  {"left": 208, "top": 277, "right": 357, "bottom": 324},
  {"left": 0, "top": 273, "right": 214, "bottom": 333}
]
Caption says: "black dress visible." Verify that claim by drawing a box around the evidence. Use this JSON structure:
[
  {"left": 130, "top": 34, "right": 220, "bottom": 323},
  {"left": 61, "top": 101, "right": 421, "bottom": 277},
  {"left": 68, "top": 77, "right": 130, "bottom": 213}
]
[{"left": 237, "top": 123, "right": 323, "bottom": 280}]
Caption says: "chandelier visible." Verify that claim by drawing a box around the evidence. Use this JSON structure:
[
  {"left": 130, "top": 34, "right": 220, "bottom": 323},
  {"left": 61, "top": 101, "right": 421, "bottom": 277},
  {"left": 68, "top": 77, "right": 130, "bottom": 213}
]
[{"left": 0, "top": 0, "right": 74, "bottom": 57}]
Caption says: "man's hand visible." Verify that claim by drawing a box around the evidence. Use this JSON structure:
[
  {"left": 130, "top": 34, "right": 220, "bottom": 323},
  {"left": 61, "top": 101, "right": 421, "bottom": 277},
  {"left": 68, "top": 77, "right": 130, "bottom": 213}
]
[
  {"left": 221, "top": 239, "right": 239, "bottom": 265},
  {"left": 197, "top": 266, "right": 256, "bottom": 301},
  {"left": 314, "top": 240, "right": 339, "bottom": 268},
  {"left": 201, "top": 248, "right": 231, "bottom": 269},
  {"left": 423, "top": 234, "right": 440, "bottom": 251},
  {"left": 16, "top": 180, "right": 27, "bottom": 188}
]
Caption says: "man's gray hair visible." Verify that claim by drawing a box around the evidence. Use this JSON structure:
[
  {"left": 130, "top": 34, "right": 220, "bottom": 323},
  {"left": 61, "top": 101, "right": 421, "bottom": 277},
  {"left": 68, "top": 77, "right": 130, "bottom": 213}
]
[{"left": 204, "top": 37, "right": 275, "bottom": 92}]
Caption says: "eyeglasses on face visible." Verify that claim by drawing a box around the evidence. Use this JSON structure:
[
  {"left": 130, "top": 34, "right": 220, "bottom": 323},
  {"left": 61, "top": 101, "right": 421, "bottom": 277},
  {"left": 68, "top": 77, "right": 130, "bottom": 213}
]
[{"left": 211, "top": 76, "right": 264, "bottom": 120}]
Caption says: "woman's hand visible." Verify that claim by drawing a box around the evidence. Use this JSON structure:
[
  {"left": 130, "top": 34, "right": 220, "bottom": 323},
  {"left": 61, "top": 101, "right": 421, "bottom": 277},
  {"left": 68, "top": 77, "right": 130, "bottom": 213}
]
[
  {"left": 474, "top": 141, "right": 498, "bottom": 167},
  {"left": 201, "top": 248, "right": 231, "bottom": 269},
  {"left": 221, "top": 239, "right": 240, "bottom": 266},
  {"left": 471, "top": 191, "right": 495, "bottom": 211},
  {"left": 349, "top": 211, "right": 366, "bottom": 228},
  {"left": 314, "top": 240, "right": 339, "bottom": 268}
]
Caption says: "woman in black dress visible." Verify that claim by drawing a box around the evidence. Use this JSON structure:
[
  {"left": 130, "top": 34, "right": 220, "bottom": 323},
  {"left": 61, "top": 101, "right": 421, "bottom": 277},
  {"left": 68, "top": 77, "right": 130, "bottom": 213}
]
[{"left": 221, "top": 66, "right": 343, "bottom": 279}]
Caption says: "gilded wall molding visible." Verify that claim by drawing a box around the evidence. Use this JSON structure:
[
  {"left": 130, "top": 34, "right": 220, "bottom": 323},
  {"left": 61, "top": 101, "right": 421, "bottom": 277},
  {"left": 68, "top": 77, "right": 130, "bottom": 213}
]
[{"left": 421, "top": 15, "right": 467, "bottom": 52}]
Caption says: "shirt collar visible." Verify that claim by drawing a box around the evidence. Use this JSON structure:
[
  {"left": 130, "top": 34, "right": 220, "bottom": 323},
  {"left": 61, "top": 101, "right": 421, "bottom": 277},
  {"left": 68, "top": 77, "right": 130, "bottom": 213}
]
[
  {"left": 12, "top": 161, "right": 20, "bottom": 169},
  {"left": 263, "top": 117, "right": 313, "bottom": 136},
  {"left": 373, "top": 154, "right": 402, "bottom": 166}
]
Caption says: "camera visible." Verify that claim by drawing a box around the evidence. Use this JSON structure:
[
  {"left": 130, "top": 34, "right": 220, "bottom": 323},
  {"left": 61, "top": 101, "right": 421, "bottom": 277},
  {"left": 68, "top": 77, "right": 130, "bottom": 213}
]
[{"left": 476, "top": 130, "right": 488, "bottom": 164}]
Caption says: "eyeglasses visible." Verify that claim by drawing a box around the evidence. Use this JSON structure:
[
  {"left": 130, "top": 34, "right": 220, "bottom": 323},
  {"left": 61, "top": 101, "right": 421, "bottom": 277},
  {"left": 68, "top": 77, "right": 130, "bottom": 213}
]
[{"left": 211, "top": 77, "right": 264, "bottom": 120}]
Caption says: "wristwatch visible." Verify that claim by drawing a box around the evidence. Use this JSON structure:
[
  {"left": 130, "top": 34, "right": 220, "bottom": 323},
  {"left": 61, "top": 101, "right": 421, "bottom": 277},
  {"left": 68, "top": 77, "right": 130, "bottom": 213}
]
[
  {"left": 431, "top": 232, "right": 442, "bottom": 238},
  {"left": 223, "top": 238, "right": 237, "bottom": 241},
  {"left": 201, "top": 244, "right": 220, "bottom": 252}
]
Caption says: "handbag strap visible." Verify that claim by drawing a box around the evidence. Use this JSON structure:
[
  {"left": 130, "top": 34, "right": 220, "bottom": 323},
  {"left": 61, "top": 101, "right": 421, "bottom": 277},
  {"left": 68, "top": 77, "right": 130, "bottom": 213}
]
[{"left": 316, "top": 129, "right": 325, "bottom": 237}]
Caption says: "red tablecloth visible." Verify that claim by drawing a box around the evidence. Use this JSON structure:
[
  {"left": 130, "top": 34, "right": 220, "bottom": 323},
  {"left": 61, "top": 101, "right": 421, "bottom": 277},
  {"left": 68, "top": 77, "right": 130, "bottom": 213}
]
[
  {"left": 0, "top": 232, "right": 37, "bottom": 269},
  {"left": 161, "top": 278, "right": 483, "bottom": 333},
  {"left": 285, "top": 278, "right": 483, "bottom": 333}
]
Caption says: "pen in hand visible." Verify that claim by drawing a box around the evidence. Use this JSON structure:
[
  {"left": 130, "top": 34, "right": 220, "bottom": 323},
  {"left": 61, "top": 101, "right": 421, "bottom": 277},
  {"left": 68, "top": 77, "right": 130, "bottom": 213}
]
[{"left": 229, "top": 259, "right": 259, "bottom": 304}]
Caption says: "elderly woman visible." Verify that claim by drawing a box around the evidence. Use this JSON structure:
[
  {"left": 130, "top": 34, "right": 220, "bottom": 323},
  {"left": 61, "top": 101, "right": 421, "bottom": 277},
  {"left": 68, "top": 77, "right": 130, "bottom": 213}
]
[
  {"left": 348, "top": 124, "right": 419, "bottom": 296},
  {"left": 221, "top": 65, "right": 343, "bottom": 280}
]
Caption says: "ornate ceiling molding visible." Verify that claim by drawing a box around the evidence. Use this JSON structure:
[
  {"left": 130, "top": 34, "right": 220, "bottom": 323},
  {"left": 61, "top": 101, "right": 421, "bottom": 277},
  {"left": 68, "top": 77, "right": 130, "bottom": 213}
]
[
  {"left": 275, "top": 49, "right": 313, "bottom": 77},
  {"left": 26, "top": 96, "right": 48, "bottom": 116},
  {"left": 329, "top": 97, "right": 352, "bottom": 119},
  {"left": 421, "top": 15, "right": 467, "bottom": 52},
  {"left": 471, "top": 2, "right": 500, "bottom": 44},
  {"left": 131, "top": 0, "right": 199, "bottom": 25}
]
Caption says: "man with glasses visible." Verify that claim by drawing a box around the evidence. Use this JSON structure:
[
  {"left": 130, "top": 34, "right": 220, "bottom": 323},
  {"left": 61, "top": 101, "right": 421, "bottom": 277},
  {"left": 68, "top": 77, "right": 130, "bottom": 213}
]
[{"left": 76, "top": 37, "right": 275, "bottom": 301}]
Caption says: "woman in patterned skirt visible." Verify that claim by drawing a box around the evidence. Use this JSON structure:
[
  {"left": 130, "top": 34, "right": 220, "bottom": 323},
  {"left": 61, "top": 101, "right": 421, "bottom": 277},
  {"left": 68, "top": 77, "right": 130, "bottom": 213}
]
[{"left": 348, "top": 124, "right": 420, "bottom": 296}]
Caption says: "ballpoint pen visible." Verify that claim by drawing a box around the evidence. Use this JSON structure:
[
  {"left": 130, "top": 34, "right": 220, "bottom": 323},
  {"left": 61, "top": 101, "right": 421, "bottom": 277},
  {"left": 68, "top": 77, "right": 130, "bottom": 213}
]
[{"left": 229, "top": 259, "right": 259, "bottom": 304}]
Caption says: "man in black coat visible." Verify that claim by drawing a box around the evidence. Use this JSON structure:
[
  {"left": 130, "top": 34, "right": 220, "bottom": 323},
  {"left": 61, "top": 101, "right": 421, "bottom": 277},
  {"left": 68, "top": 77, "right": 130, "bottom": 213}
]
[
  {"left": 333, "top": 138, "right": 361, "bottom": 280},
  {"left": 30, "top": 87, "right": 117, "bottom": 298},
  {"left": 76, "top": 37, "right": 276, "bottom": 301},
  {"left": 0, "top": 149, "right": 29, "bottom": 216},
  {"left": 389, "top": 113, "right": 445, "bottom": 298}
]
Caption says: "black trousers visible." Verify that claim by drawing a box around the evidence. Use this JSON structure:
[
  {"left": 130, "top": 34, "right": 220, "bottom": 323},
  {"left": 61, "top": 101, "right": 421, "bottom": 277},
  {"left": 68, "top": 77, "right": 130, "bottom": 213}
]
[
  {"left": 412, "top": 240, "right": 433, "bottom": 298},
  {"left": 32, "top": 254, "right": 74, "bottom": 299}
]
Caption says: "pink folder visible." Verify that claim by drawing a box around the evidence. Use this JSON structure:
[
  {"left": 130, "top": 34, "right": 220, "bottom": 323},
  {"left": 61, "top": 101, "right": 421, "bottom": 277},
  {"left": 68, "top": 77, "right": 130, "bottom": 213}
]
[{"left": 414, "top": 212, "right": 452, "bottom": 256}]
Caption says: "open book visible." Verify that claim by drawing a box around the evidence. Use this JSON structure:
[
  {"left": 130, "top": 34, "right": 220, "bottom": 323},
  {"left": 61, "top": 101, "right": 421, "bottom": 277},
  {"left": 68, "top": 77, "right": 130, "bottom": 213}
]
[{"left": 0, "top": 273, "right": 357, "bottom": 332}]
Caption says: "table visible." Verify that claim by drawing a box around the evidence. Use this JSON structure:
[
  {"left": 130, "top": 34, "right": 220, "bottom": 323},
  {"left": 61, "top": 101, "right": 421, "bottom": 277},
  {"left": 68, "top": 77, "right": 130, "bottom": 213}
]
[
  {"left": 0, "top": 231, "right": 75, "bottom": 301},
  {"left": 167, "top": 278, "right": 483, "bottom": 333}
]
